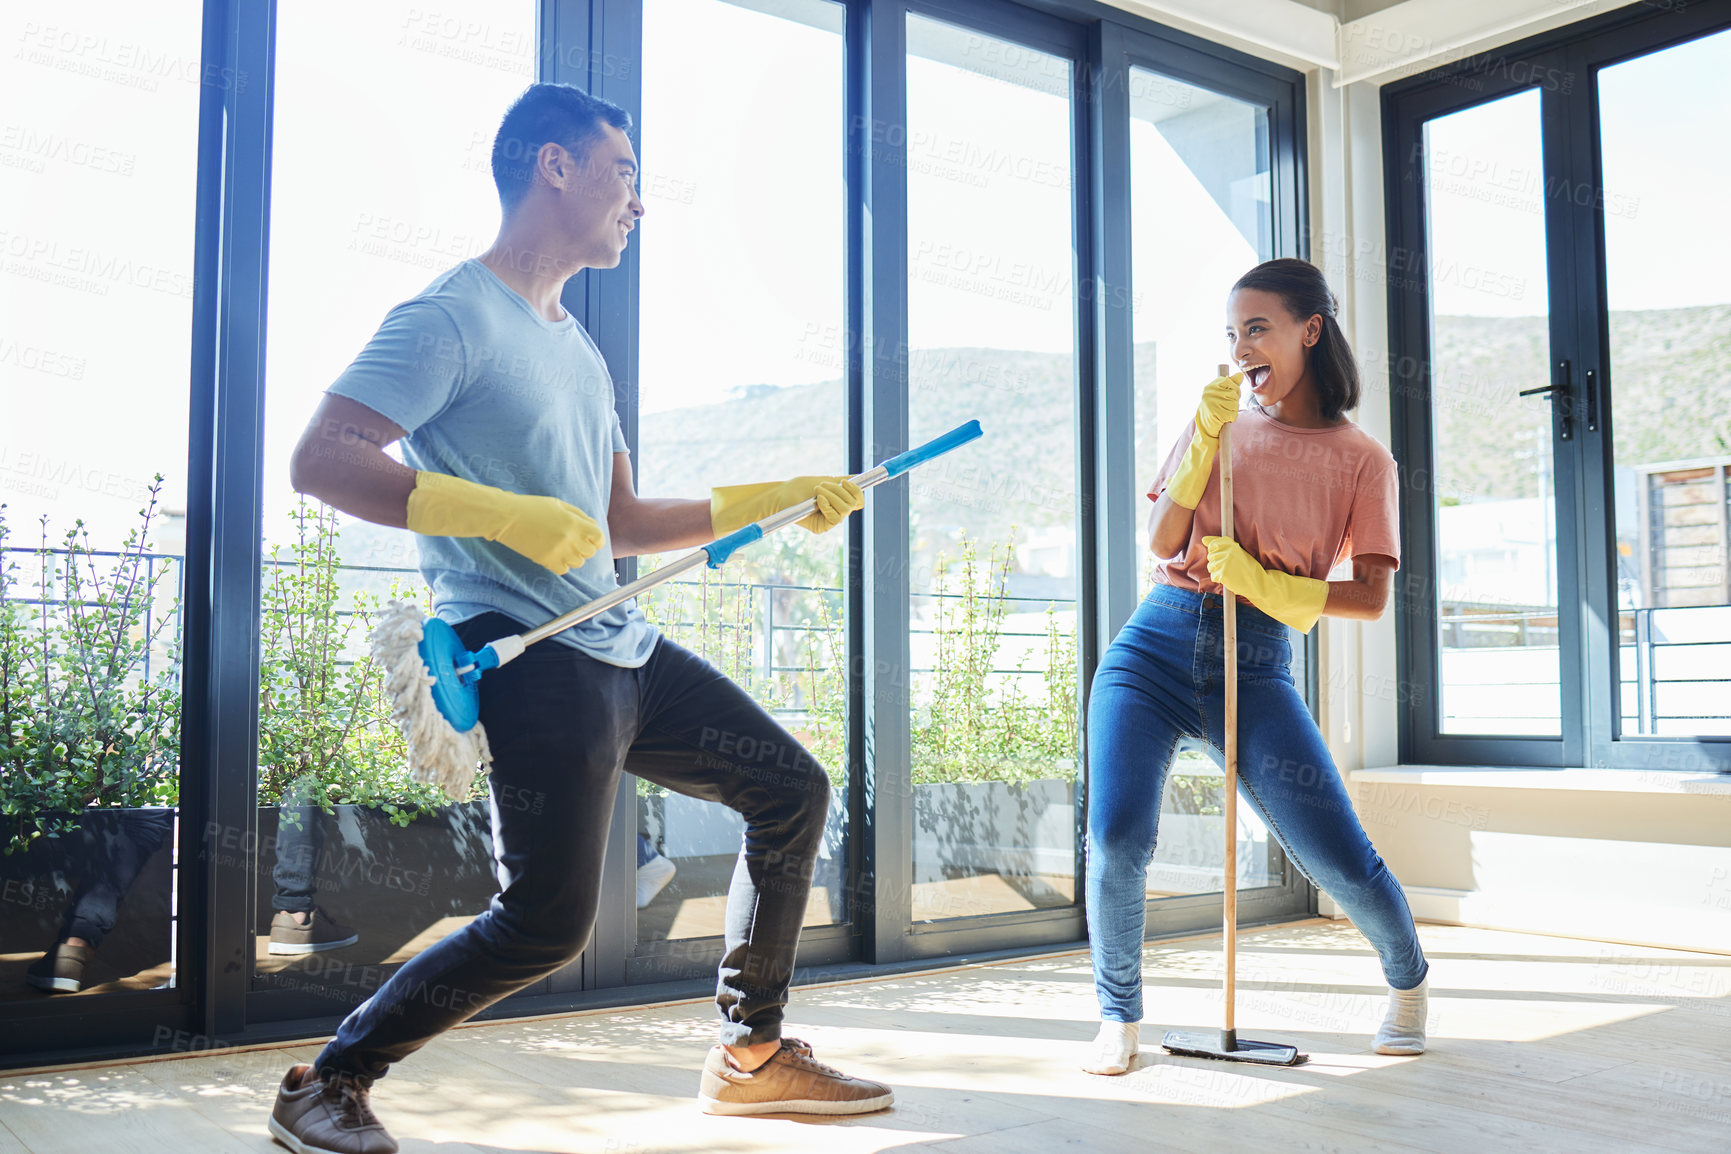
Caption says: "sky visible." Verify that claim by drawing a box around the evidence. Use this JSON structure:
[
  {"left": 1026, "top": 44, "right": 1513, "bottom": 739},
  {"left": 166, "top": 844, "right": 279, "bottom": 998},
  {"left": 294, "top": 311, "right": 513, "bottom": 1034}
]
[
  {"left": 1425, "top": 27, "right": 1731, "bottom": 317},
  {"left": 2, "top": 1, "right": 1726, "bottom": 554}
]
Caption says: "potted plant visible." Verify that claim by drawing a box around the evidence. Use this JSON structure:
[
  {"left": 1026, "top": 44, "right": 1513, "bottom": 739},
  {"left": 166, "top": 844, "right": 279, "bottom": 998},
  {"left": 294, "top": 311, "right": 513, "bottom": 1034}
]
[
  {"left": 907, "top": 535, "right": 1079, "bottom": 897},
  {"left": 0, "top": 484, "right": 181, "bottom": 994},
  {"left": 251, "top": 500, "right": 496, "bottom": 988}
]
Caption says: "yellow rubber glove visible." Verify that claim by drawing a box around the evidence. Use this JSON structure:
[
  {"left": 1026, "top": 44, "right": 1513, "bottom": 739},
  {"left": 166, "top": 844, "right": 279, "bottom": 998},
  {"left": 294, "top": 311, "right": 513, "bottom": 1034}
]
[
  {"left": 406, "top": 471, "right": 605, "bottom": 575},
  {"left": 1164, "top": 372, "right": 1244, "bottom": 510},
  {"left": 1203, "top": 536, "right": 1329, "bottom": 634},
  {"left": 711, "top": 475, "right": 864, "bottom": 536}
]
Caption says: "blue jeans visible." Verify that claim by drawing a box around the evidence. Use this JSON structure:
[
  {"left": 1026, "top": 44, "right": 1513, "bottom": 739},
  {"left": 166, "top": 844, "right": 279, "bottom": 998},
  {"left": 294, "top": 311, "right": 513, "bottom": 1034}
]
[
  {"left": 1085, "top": 584, "right": 1428, "bottom": 1023},
  {"left": 270, "top": 783, "right": 325, "bottom": 916}
]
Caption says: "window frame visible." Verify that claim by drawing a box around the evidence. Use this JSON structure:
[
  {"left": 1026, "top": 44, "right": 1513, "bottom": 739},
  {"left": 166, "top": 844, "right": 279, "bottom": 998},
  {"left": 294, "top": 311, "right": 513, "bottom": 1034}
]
[
  {"left": 1384, "top": 0, "right": 1731, "bottom": 773},
  {"left": 1101, "top": 17, "right": 1314, "bottom": 934},
  {"left": 586, "top": 0, "right": 1314, "bottom": 974},
  {"left": 0, "top": 0, "right": 1312, "bottom": 1071}
]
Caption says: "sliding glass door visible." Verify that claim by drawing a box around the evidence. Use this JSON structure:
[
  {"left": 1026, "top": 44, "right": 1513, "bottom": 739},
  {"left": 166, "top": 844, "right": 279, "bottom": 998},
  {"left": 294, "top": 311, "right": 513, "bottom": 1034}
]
[
  {"left": 904, "top": 10, "right": 1083, "bottom": 927},
  {"left": 0, "top": 0, "right": 1317, "bottom": 1069},
  {"left": 0, "top": 0, "right": 200, "bottom": 1025},
  {"left": 1420, "top": 91, "right": 1565, "bottom": 742},
  {"left": 1099, "top": 25, "right": 1312, "bottom": 934},
  {"left": 1127, "top": 69, "right": 1291, "bottom": 912},
  {"left": 251, "top": 0, "right": 538, "bottom": 1022},
  {"left": 1388, "top": 3, "right": 1731, "bottom": 772},
  {"left": 1598, "top": 29, "right": 1731, "bottom": 748},
  {"left": 632, "top": 0, "right": 851, "bottom": 979}
]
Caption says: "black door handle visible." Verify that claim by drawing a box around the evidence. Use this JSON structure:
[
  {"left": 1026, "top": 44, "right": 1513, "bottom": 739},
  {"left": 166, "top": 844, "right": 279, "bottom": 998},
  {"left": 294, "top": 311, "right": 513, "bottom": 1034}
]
[{"left": 1519, "top": 360, "right": 1573, "bottom": 441}]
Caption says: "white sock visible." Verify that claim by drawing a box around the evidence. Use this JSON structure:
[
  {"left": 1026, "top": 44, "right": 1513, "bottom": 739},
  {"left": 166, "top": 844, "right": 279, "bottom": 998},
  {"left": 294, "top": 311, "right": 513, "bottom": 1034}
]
[
  {"left": 1082, "top": 1021, "right": 1140, "bottom": 1075},
  {"left": 1374, "top": 977, "right": 1428, "bottom": 1055},
  {"left": 636, "top": 853, "right": 676, "bottom": 909}
]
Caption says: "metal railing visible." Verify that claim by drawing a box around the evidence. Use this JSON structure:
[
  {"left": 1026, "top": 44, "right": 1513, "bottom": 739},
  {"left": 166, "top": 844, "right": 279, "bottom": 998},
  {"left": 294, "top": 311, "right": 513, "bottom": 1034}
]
[
  {"left": 642, "top": 576, "right": 1077, "bottom": 683},
  {"left": 3, "top": 548, "right": 1079, "bottom": 709},
  {"left": 1625, "top": 606, "right": 1731, "bottom": 731},
  {"left": 0, "top": 547, "right": 423, "bottom": 675},
  {"left": 14, "top": 548, "right": 1721, "bottom": 734},
  {"left": 1438, "top": 602, "right": 1731, "bottom": 732},
  {"left": 0, "top": 546, "right": 186, "bottom": 689},
  {"left": 1437, "top": 605, "right": 1559, "bottom": 649}
]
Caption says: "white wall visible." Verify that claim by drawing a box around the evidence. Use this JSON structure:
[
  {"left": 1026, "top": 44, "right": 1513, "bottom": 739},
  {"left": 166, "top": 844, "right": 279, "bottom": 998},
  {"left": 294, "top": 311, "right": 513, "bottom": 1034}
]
[{"left": 1345, "top": 771, "right": 1731, "bottom": 953}]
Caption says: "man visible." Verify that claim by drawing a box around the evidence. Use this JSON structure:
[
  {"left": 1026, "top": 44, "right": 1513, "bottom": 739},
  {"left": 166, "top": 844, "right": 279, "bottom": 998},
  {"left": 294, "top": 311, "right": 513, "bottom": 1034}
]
[{"left": 269, "top": 82, "right": 891, "bottom": 1154}]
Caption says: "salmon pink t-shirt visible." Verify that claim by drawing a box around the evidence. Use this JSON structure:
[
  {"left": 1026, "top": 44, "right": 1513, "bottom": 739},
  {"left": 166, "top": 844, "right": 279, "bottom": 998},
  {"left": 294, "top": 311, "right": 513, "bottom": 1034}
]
[{"left": 1148, "top": 405, "right": 1401, "bottom": 595}]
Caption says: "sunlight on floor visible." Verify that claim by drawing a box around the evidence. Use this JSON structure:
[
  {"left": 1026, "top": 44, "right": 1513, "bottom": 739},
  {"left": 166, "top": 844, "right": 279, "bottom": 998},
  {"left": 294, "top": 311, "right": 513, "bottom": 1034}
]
[{"left": 1, "top": 921, "right": 1727, "bottom": 1152}]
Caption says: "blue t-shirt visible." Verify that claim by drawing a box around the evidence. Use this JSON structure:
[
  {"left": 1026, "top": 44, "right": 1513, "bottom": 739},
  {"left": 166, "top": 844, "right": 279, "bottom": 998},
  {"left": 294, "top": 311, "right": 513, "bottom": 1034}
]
[{"left": 328, "top": 259, "right": 659, "bottom": 667}]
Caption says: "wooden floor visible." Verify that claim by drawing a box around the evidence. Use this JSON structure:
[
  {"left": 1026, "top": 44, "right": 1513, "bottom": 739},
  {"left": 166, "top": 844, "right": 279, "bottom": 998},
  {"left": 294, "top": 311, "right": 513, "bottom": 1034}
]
[{"left": 2, "top": 920, "right": 1727, "bottom": 1153}]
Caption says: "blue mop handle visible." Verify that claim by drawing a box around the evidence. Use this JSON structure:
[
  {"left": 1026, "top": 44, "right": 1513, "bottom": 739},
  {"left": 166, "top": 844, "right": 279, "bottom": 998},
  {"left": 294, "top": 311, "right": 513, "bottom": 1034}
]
[
  {"left": 508, "top": 420, "right": 984, "bottom": 651},
  {"left": 702, "top": 523, "right": 765, "bottom": 569},
  {"left": 703, "top": 419, "right": 984, "bottom": 567},
  {"left": 881, "top": 418, "right": 983, "bottom": 479}
]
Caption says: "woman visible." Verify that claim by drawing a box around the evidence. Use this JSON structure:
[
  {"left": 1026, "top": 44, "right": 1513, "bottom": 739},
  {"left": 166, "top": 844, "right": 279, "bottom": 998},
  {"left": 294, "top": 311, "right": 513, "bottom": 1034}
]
[{"left": 1082, "top": 258, "right": 1428, "bottom": 1075}]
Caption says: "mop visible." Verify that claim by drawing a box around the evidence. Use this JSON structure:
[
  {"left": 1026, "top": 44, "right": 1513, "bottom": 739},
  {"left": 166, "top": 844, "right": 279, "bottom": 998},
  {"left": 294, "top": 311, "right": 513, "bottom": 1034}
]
[
  {"left": 1161, "top": 367, "right": 1307, "bottom": 1068},
  {"left": 372, "top": 420, "right": 985, "bottom": 802}
]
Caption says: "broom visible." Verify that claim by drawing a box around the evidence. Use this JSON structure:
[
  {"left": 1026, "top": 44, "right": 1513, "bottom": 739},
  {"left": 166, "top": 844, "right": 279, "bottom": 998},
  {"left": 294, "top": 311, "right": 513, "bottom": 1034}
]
[
  {"left": 1161, "top": 366, "right": 1306, "bottom": 1067},
  {"left": 372, "top": 420, "right": 985, "bottom": 802}
]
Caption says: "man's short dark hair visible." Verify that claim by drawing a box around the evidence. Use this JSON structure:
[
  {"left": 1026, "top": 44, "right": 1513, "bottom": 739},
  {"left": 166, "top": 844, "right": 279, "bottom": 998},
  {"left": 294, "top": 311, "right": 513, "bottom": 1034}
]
[{"left": 491, "top": 83, "right": 633, "bottom": 213}]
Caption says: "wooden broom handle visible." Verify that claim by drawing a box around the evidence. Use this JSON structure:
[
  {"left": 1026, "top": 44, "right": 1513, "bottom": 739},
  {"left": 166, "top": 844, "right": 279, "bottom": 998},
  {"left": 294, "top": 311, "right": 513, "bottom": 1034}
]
[{"left": 1218, "top": 362, "right": 1238, "bottom": 1036}]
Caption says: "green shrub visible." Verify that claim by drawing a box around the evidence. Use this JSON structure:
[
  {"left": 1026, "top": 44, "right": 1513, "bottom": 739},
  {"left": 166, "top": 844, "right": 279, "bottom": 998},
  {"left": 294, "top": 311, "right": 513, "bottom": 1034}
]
[
  {"left": 635, "top": 531, "right": 1083, "bottom": 793},
  {"left": 0, "top": 485, "right": 181, "bottom": 855},
  {"left": 910, "top": 533, "right": 1078, "bottom": 787},
  {"left": 257, "top": 499, "right": 475, "bottom": 825}
]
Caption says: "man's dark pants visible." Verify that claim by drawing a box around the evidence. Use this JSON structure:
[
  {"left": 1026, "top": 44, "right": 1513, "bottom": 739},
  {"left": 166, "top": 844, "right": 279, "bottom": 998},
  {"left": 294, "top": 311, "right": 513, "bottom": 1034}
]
[{"left": 315, "top": 613, "right": 831, "bottom": 1081}]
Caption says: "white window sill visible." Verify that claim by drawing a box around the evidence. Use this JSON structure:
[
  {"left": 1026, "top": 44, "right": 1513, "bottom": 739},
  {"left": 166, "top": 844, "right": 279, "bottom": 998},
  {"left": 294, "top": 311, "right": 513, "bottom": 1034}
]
[{"left": 1349, "top": 765, "right": 1731, "bottom": 796}]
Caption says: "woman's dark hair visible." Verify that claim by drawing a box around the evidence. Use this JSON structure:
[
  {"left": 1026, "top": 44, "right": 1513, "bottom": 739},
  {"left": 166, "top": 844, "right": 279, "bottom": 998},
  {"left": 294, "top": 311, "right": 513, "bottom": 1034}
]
[
  {"left": 1231, "top": 258, "right": 1360, "bottom": 421},
  {"left": 492, "top": 83, "right": 633, "bottom": 213}
]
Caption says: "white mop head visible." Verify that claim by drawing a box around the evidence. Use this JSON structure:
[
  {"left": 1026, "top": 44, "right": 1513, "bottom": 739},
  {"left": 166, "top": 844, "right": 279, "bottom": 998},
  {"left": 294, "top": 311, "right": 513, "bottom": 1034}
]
[{"left": 371, "top": 600, "right": 491, "bottom": 802}]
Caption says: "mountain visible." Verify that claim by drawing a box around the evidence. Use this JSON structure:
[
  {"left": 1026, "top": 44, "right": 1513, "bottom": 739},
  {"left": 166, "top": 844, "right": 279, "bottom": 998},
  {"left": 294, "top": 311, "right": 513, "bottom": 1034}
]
[
  {"left": 638, "top": 306, "right": 1731, "bottom": 525},
  {"left": 326, "top": 306, "right": 1728, "bottom": 591},
  {"left": 1428, "top": 304, "right": 1731, "bottom": 501},
  {"left": 636, "top": 344, "right": 1162, "bottom": 552}
]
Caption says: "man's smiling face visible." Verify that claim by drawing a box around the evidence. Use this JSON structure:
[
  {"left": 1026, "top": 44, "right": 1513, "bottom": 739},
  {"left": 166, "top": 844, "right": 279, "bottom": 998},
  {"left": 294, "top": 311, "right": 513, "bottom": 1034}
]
[{"left": 552, "top": 122, "right": 645, "bottom": 270}]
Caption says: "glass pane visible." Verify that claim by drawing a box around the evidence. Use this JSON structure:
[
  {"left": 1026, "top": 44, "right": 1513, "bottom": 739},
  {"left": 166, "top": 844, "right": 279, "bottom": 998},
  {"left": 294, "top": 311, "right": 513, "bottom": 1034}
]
[
  {"left": 634, "top": 0, "right": 847, "bottom": 944},
  {"left": 1600, "top": 30, "right": 1731, "bottom": 739},
  {"left": 1423, "top": 90, "right": 1561, "bottom": 735},
  {"left": 906, "top": 17, "right": 1078, "bottom": 923},
  {"left": 1128, "top": 69, "right": 1283, "bottom": 897},
  {"left": 0, "top": 0, "right": 198, "bottom": 999},
  {"left": 253, "top": 0, "right": 533, "bottom": 1002}
]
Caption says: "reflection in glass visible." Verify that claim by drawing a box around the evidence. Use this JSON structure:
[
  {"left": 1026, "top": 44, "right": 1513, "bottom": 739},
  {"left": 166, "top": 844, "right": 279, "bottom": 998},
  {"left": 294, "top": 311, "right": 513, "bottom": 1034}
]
[
  {"left": 1600, "top": 30, "right": 1731, "bottom": 738},
  {"left": 0, "top": 0, "right": 198, "bottom": 999},
  {"left": 1128, "top": 68, "right": 1282, "bottom": 895},
  {"left": 634, "top": 0, "right": 848, "bottom": 943},
  {"left": 1423, "top": 90, "right": 1561, "bottom": 735},
  {"left": 252, "top": 0, "right": 533, "bottom": 1001},
  {"left": 905, "top": 16, "right": 1079, "bottom": 922},
  {"left": 1129, "top": 67, "right": 1269, "bottom": 520}
]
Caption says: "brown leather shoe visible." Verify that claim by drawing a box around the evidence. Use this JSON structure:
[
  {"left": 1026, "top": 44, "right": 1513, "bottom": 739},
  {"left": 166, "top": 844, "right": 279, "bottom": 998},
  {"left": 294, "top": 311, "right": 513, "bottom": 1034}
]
[
  {"left": 269, "top": 1063, "right": 398, "bottom": 1154},
  {"left": 269, "top": 908, "right": 359, "bottom": 956},
  {"left": 25, "top": 941, "right": 91, "bottom": 994},
  {"left": 699, "top": 1037, "right": 894, "bottom": 1115}
]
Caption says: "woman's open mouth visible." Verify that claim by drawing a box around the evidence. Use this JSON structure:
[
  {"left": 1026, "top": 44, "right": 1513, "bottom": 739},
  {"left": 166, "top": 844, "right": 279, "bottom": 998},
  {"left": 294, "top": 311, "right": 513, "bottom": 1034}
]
[{"left": 1245, "top": 364, "right": 1272, "bottom": 390}]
